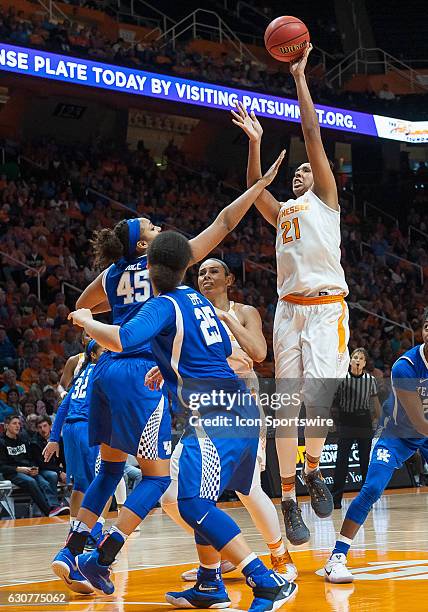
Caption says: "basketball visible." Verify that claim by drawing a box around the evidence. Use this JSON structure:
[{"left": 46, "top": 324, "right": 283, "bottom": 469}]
[{"left": 264, "top": 16, "right": 310, "bottom": 62}]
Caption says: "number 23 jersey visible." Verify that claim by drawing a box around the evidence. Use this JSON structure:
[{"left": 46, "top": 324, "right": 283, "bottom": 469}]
[
  {"left": 276, "top": 190, "right": 348, "bottom": 299},
  {"left": 103, "top": 254, "right": 153, "bottom": 355}
]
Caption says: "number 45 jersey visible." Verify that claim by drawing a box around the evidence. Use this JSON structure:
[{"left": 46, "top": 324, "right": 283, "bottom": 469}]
[{"left": 103, "top": 254, "right": 153, "bottom": 355}]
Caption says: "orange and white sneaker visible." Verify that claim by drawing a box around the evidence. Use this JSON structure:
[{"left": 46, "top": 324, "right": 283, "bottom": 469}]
[
  {"left": 270, "top": 552, "right": 298, "bottom": 582},
  {"left": 181, "top": 560, "right": 236, "bottom": 582}
]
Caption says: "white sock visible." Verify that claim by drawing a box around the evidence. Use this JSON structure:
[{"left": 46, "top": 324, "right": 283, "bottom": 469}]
[
  {"left": 110, "top": 525, "right": 128, "bottom": 541},
  {"left": 237, "top": 552, "right": 257, "bottom": 574},
  {"left": 72, "top": 520, "right": 91, "bottom": 533},
  {"left": 69, "top": 515, "right": 76, "bottom": 525},
  {"left": 97, "top": 516, "right": 105, "bottom": 526},
  {"left": 200, "top": 562, "right": 221, "bottom": 570},
  {"left": 281, "top": 487, "right": 296, "bottom": 502}
]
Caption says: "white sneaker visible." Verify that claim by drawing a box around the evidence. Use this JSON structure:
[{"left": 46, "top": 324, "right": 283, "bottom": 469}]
[
  {"left": 181, "top": 560, "right": 236, "bottom": 582},
  {"left": 324, "top": 553, "right": 354, "bottom": 584}
]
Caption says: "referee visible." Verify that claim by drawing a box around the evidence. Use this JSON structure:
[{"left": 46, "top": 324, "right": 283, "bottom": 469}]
[{"left": 331, "top": 348, "right": 381, "bottom": 509}]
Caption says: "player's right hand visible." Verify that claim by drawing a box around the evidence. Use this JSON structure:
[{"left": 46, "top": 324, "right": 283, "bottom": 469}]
[
  {"left": 145, "top": 366, "right": 164, "bottom": 390},
  {"left": 231, "top": 101, "right": 263, "bottom": 142},
  {"left": 43, "top": 441, "right": 60, "bottom": 461}
]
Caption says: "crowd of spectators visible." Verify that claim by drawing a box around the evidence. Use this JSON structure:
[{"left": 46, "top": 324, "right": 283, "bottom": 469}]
[
  {"left": 0, "top": 134, "right": 426, "bottom": 400},
  {"left": 0, "top": 4, "right": 427, "bottom": 120}
]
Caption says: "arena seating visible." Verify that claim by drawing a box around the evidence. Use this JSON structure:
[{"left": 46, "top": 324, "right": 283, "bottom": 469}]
[
  {"left": 1, "top": 2, "right": 427, "bottom": 119},
  {"left": 0, "top": 135, "right": 426, "bottom": 412}
]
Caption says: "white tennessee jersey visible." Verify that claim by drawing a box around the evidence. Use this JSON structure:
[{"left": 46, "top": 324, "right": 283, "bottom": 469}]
[
  {"left": 275, "top": 190, "right": 348, "bottom": 298},
  {"left": 217, "top": 302, "right": 257, "bottom": 382}
]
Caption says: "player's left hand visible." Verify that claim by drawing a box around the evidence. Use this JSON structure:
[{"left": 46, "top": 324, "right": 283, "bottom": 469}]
[
  {"left": 145, "top": 366, "right": 164, "bottom": 390},
  {"left": 289, "top": 43, "right": 312, "bottom": 78},
  {"left": 68, "top": 308, "right": 93, "bottom": 327}
]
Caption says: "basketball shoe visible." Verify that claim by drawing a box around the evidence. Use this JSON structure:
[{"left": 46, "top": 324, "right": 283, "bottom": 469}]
[
  {"left": 51, "top": 547, "right": 94, "bottom": 595},
  {"left": 324, "top": 553, "right": 354, "bottom": 583}
]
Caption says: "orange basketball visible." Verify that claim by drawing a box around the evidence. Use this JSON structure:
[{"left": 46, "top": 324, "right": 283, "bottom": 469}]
[{"left": 264, "top": 16, "right": 310, "bottom": 62}]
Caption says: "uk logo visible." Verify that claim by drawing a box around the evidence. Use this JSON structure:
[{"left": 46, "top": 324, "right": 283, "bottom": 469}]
[
  {"left": 376, "top": 448, "right": 391, "bottom": 463},
  {"left": 163, "top": 441, "right": 172, "bottom": 455}
]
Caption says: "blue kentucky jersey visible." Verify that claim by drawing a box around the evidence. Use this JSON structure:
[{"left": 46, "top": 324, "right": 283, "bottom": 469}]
[
  {"left": 382, "top": 344, "right": 428, "bottom": 438},
  {"left": 103, "top": 255, "right": 153, "bottom": 355},
  {"left": 66, "top": 362, "right": 96, "bottom": 421},
  {"left": 119, "top": 285, "right": 245, "bottom": 409},
  {"left": 50, "top": 362, "right": 97, "bottom": 442}
]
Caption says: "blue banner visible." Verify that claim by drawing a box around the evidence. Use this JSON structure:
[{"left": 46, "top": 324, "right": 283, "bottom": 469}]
[{"left": 0, "top": 43, "right": 427, "bottom": 143}]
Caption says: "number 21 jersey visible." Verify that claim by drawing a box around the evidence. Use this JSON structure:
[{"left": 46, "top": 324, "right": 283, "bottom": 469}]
[{"left": 275, "top": 190, "right": 348, "bottom": 299}]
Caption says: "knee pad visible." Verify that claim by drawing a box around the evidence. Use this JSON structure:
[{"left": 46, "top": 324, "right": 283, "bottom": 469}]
[
  {"left": 124, "top": 475, "right": 171, "bottom": 520},
  {"left": 81, "top": 460, "right": 126, "bottom": 515},
  {"left": 178, "top": 497, "right": 240, "bottom": 551},
  {"left": 346, "top": 463, "right": 393, "bottom": 525}
]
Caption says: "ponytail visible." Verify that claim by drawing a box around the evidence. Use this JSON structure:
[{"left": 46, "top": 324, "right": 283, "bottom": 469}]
[{"left": 91, "top": 220, "right": 129, "bottom": 268}]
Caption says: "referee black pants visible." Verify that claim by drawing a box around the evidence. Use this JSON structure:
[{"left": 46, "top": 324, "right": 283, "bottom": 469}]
[{"left": 332, "top": 425, "right": 373, "bottom": 506}]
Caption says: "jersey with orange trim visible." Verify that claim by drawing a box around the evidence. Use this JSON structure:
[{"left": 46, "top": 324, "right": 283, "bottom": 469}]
[
  {"left": 73, "top": 352, "right": 85, "bottom": 377},
  {"left": 275, "top": 190, "right": 348, "bottom": 299}
]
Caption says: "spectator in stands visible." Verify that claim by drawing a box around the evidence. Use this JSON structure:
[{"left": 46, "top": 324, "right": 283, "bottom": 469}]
[
  {"left": 0, "top": 396, "right": 15, "bottom": 423},
  {"left": 26, "top": 413, "right": 39, "bottom": 434},
  {"left": 31, "top": 415, "right": 66, "bottom": 486},
  {"left": 0, "top": 415, "right": 67, "bottom": 516},
  {"left": 378, "top": 83, "right": 396, "bottom": 101},
  {"left": 0, "top": 369, "right": 25, "bottom": 399},
  {"left": 21, "top": 356, "right": 43, "bottom": 387},
  {"left": 62, "top": 328, "right": 83, "bottom": 359},
  {"left": 0, "top": 326, "right": 16, "bottom": 369}
]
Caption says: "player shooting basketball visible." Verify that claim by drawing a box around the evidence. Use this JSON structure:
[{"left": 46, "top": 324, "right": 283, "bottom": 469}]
[{"left": 232, "top": 44, "right": 350, "bottom": 545}]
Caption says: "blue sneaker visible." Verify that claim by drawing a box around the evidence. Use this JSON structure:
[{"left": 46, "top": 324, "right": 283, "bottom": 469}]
[
  {"left": 85, "top": 525, "right": 105, "bottom": 552},
  {"left": 248, "top": 573, "right": 298, "bottom": 612},
  {"left": 165, "top": 580, "right": 231, "bottom": 608},
  {"left": 52, "top": 547, "right": 94, "bottom": 595},
  {"left": 76, "top": 550, "right": 114, "bottom": 595}
]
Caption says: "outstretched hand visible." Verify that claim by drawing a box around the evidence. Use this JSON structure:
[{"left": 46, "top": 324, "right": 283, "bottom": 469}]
[
  {"left": 289, "top": 43, "right": 313, "bottom": 78},
  {"left": 260, "top": 150, "right": 286, "bottom": 186},
  {"left": 231, "top": 101, "right": 263, "bottom": 142}
]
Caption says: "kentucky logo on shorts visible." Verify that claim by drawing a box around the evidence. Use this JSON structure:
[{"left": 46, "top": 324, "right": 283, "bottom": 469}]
[{"left": 376, "top": 448, "right": 391, "bottom": 463}]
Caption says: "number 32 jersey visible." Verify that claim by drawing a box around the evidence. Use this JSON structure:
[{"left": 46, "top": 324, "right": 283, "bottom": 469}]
[
  {"left": 275, "top": 190, "right": 348, "bottom": 299},
  {"left": 103, "top": 254, "right": 152, "bottom": 355}
]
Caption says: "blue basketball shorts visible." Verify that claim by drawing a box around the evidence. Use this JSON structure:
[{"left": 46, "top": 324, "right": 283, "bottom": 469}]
[
  {"left": 370, "top": 435, "right": 428, "bottom": 470},
  {"left": 62, "top": 420, "right": 99, "bottom": 493},
  {"left": 89, "top": 353, "right": 172, "bottom": 459},
  {"left": 175, "top": 396, "right": 260, "bottom": 502}
]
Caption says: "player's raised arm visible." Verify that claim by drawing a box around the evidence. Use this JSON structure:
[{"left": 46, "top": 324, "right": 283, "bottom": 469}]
[
  {"left": 76, "top": 272, "right": 112, "bottom": 314},
  {"left": 231, "top": 102, "right": 281, "bottom": 227},
  {"left": 290, "top": 44, "right": 338, "bottom": 210},
  {"left": 188, "top": 150, "right": 285, "bottom": 265},
  {"left": 216, "top": 305, "right": 267, "bottom": 363}
]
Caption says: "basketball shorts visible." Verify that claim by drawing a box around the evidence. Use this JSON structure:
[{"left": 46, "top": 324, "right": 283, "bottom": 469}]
[
  {"left": 62, "top": 420, "right": 99, "bottom": 493},
  {"left": 370, "top": 436, "right": 428, "bottom": 470},
  {"left": 174, "top": 397, "right": 260, "bottom": 502},
  {"left": 273, "top": 297, "right": 350, "bottom": 408},
  {"left": 89, "top": 353, "right": 172, "bottom": 459}
]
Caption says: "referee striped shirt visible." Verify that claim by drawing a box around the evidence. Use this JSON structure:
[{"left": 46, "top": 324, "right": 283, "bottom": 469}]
[{"left": 337, "top": 372, "right": 378, "bottom": 425}]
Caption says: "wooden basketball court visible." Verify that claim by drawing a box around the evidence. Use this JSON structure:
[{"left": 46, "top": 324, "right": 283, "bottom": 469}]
[{"left": 1, "top": 488, "right": 427, "bottom": 611}]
